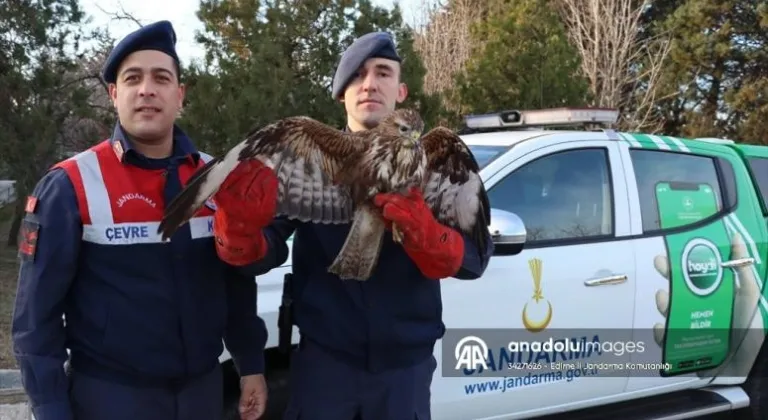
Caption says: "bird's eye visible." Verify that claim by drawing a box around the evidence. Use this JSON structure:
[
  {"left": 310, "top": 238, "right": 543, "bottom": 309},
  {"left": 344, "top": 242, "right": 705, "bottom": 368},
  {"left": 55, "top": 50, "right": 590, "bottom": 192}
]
[{"left": 399, "top": 126, "right": 408, "bottom": 133}]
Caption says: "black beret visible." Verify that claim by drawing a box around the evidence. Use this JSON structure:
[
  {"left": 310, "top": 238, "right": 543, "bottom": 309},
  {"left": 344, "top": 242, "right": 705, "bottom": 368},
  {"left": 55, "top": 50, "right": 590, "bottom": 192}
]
[
  {"left": 101, "top": 20, "right": 181, "bottom": 84},
  {"left": 331, "top": 31, "right": 402, "bottom": 99}
]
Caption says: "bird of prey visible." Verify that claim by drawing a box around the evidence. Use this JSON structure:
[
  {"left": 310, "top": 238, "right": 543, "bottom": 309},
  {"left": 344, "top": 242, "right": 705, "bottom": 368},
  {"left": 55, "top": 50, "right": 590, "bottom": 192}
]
[{"left": 157, "top": 108, "right": 491, "bottom": 281}]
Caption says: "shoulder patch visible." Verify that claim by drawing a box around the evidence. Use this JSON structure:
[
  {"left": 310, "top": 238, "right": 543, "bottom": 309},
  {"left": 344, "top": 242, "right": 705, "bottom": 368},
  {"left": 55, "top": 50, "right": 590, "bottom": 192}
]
[
  {"left": 112, "top": 141, "right": 124, "bottom": 161},
  {"left": 18, "top": 219, "right": 40, "bottom": 262},
  {"left": 24, "top": 196, "right": 37, "bottom": 213}
]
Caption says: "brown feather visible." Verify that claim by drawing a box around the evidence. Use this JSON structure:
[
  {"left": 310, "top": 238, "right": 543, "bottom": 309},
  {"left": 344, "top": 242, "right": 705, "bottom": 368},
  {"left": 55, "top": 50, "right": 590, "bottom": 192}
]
[
  {"left": 420, "top": 126, "right": 492, "bottom": 253},
  {"left": 158, "top": 108, "right": 490, "bottom": 281},
  {"left": 236, "top": 117, "right": 369, "bottom": 224},
  {"left": 322, "top": 109, "right": 429, "bottom": 280}
]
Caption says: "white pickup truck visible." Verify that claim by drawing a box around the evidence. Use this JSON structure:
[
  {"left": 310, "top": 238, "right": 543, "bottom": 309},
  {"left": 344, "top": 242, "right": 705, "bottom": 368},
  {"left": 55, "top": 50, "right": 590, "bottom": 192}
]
[{"left": 218, "top": 107, "right": 768, "bottom": 420}]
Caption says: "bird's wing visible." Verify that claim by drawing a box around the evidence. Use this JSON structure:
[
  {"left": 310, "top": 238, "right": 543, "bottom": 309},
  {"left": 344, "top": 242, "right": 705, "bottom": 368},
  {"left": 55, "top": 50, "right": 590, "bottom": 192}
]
[
  {"left": 420, "top": 126, "right": 492, "bottom": 251},
  {"left": 158, "top": 116, "right": 366, "bottom": 240}
]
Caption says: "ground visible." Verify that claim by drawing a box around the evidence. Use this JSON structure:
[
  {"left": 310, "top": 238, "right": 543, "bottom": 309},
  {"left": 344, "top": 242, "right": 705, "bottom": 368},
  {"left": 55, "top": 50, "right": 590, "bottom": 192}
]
[{"left": 0, "top": 204, "right": 19, "bottom": 369}]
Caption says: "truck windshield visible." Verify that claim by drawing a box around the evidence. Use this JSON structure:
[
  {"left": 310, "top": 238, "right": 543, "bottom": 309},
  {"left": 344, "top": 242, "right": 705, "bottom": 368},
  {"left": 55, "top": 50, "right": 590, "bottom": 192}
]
[{"left": 467, "top": 145, "right": 509, "bottom": 169}]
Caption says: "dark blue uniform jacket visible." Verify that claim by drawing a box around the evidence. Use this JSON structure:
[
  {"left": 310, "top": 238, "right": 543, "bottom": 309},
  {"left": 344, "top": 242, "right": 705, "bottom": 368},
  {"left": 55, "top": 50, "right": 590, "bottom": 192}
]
[
  {"left": 247, "top": 213, "right": 494, "bottom": 373},
  {"left": 243, "top": 122, "right": 494, "bottom": 373},
  {"left": 11, "top": 124, "right": 271, "bottom": 420}
]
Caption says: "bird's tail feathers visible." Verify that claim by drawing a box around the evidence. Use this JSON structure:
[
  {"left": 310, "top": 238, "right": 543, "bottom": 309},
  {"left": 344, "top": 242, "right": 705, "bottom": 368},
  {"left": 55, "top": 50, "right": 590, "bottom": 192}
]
[
  {"left": 472, "top": 185, "right": 492, "bottom": 250},
  {"left": 328, "top": 204, "right": 385, "bottom": 281},
  {"left": 471, "top": 201, "right": 492, "bottom": 252},
  {"left": 157, "top": 143, "right": 245, "bottom": 241}
]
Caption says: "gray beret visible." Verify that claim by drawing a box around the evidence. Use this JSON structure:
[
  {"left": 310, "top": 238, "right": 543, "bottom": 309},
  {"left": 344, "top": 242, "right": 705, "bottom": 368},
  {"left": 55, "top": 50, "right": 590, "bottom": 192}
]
[
  {"left": 101, "top": 20, "right": 181, "bottom": 84},
  {"left": 331, "top": 31, "right": 402, "bottom": 99}
]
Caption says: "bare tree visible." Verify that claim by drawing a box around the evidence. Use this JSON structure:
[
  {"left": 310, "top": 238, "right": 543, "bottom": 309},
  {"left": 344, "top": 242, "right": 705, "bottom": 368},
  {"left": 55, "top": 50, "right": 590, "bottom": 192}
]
[
  {"left": 94, "top": 2, "right": 145, "bottom": 28},
  {"left": 411, "top": 0, "right": 490, "bottom": 112},
  {"left": 555, "top": 0, "right": 673, "bottom": 132}
]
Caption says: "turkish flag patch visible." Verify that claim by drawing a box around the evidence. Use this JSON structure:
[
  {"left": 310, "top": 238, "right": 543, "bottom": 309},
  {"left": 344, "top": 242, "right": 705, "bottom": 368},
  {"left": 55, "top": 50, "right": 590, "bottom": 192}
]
[{"left": 18, "top": 219, "right": 40, "bottom": 262}]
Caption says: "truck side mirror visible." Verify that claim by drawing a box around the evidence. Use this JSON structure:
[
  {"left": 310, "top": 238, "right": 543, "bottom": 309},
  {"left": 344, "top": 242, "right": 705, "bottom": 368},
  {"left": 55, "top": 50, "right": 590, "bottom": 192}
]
[{"left": 488, "top": 208, "right": 526, "bottom": 256}]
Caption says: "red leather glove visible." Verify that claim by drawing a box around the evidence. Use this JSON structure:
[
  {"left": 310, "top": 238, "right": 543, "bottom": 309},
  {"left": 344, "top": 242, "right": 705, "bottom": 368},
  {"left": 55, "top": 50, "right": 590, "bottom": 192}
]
[
  {"left": 212, "top": 160, "right": 278, "bottom": 266},
  {"left": 373, "top": 186, "right": 465, "bottom": 279}
]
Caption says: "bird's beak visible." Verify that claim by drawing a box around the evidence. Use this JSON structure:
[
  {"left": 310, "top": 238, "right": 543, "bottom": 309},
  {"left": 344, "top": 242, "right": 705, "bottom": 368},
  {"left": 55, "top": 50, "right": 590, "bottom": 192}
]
[{"left": 406, "top": 131, "right": 421, "bottom": 148}]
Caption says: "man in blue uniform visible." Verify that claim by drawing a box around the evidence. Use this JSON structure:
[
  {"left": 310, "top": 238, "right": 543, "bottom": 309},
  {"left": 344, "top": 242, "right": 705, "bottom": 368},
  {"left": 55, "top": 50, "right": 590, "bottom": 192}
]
[
  {"left": 11, "top": 21, "right": 273, "bottom": 420},
  {"left": 211, "top": 31, "right": 494, "bottom": 419}
]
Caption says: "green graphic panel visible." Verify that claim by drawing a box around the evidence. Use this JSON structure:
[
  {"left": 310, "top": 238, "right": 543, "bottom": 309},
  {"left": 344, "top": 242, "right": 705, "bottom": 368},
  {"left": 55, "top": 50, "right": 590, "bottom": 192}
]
[
  {"left": 655, "top": 182, "right": 719, "bottom": 229},
  {"left": 656, "top": 182, "right": 734, "bottom": 375}
]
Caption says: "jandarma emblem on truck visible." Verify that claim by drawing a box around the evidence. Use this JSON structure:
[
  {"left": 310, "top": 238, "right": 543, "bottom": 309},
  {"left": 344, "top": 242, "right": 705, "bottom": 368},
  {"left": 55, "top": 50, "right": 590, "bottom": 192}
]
[{"left": 522, "top": 258, "right": 553, "bottom": 333}]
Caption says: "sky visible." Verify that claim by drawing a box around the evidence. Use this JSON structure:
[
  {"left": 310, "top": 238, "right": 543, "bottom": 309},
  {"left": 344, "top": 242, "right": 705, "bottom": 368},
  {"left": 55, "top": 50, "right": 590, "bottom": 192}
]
[{"left": 79, "top": 0, "right": 429, "bottom": 66}]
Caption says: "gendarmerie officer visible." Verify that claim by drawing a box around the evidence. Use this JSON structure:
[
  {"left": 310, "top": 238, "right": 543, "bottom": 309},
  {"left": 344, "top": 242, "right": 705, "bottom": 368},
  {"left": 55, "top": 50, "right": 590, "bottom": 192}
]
[
  {"left": 210, "top": 31, "right": 494, "bottom": 420},
  {"left": 11, "top": 20, "right": 275, "bottom": 420}
]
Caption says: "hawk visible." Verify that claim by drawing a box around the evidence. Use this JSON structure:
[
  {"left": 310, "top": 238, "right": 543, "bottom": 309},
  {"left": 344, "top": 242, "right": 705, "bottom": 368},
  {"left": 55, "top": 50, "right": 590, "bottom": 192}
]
[{"left": 158, "top": 108, "right": 491, "bottom": 281}]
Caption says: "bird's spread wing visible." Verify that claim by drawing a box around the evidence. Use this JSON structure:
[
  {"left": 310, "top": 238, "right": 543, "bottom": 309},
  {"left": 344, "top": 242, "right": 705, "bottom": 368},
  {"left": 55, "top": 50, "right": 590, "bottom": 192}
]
[
  {"left": 158, "top": 117, "right": 366, "bottom": 240},
  {"left": 420, "top": 126, "right": 492, "bottom": 251}
]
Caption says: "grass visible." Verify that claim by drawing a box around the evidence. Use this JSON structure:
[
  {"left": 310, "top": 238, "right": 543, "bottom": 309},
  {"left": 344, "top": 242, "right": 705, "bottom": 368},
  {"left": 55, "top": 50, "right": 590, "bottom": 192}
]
[{"left": 0, "top": 204, "right": 19, "bottom": 369}]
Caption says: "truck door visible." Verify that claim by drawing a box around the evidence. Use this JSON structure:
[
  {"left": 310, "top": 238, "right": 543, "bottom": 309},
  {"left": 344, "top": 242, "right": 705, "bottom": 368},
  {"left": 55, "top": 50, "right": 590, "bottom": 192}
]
[
  {"left": 432, "top": 134, "right": 637, "bottom": 420},
  {"left": 618, "top": 136, "right": 765, "bottom": 393}
]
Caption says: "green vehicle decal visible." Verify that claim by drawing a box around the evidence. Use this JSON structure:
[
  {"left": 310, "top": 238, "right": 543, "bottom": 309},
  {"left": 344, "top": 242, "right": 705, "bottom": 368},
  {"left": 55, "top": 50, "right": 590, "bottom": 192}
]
[{"left": 618, "top": 131, "right": 768, "bottom": 376}]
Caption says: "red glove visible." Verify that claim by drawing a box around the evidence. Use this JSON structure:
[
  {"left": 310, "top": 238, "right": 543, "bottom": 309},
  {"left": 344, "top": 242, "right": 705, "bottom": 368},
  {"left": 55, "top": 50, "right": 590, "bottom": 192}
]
[
  {"left": 373, "top": 187, "right": 465, "bottom": 279},
  {"left": 212, "top": 160, "right": 278, "bottom": 266}
]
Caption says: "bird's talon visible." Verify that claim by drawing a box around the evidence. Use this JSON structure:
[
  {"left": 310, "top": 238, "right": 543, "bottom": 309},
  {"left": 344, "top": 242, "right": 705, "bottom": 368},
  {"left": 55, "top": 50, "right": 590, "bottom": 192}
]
[{"left": 392, "top": 223, "right": 403, "bottom": 243}]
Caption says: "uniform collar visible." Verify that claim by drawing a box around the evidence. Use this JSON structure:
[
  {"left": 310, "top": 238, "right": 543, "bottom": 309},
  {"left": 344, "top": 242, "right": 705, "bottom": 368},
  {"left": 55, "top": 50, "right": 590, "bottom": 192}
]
[{"left": 110, "top": 123, "right": 200, "bottom": 166}]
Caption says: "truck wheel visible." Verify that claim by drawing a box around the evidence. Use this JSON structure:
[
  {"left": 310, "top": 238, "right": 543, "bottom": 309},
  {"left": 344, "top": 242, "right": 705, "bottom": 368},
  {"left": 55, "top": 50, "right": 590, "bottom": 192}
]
[{"left": 737, "top": 347, "right": 768, "bottom": 419}]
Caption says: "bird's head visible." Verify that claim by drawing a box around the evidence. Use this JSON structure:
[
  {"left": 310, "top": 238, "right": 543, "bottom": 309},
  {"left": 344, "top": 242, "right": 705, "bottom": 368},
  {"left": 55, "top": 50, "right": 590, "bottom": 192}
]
[{"left": 376, "top": 108, "right": 425, "bottom": 149}]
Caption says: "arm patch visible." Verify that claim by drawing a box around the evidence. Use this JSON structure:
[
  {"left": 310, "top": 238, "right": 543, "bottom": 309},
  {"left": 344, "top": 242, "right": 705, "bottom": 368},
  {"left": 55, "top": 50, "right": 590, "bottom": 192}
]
[
  {"left": 25, "top": 196, "right": 38, "bottom": 213},
  {"left": 18, "top": 219, "right": 40, "bottom": 262}
]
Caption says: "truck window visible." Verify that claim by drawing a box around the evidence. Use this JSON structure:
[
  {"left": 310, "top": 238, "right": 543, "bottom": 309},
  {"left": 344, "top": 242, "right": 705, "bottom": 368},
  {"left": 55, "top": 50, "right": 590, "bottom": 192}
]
[
  {"left": 746, "top": 157, "right": 768, "bottom": 210},
  {"left": 467, "top": 145, "right": 509, "bottom": 169},
  {"left": 486, "top": 147, "right": 613, "bottom": 244},
  {"left": 629, "top": 149, "right": 724, "bottom": 233}
]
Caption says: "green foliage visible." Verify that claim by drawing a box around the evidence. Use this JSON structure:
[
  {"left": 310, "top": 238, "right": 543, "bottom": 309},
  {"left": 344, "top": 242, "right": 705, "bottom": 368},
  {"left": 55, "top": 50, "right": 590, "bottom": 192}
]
[
  {"left": 449, "top": 0, "right": 590, "bottom": 115},
  {"left": 0, "top": 0, "right": 107, "bottom": 244},
  {"left": 0, "top": 0, "right": 90, "bottom": 186},
  {"left": 646, "top": 0, "right": 768, "bottom": 142},
  {"left": 179, "top": 0, "right": 447, "bottom": 154}
]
